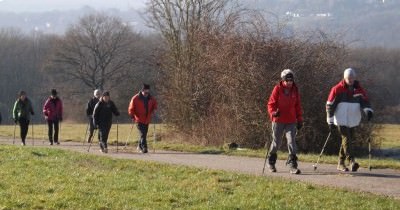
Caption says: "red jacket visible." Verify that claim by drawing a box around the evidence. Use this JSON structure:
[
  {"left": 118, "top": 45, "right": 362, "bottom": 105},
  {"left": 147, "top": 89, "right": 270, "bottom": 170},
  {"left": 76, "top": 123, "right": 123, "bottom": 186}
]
[
  {"left": 128, "top": 92, "right": 157, "bottom": 124},
  {"left": 43, "top": 97, "right": 63, "bottom": 121},
  {"left": 267, "top": 81, "right": 303, "bottom": 123}
]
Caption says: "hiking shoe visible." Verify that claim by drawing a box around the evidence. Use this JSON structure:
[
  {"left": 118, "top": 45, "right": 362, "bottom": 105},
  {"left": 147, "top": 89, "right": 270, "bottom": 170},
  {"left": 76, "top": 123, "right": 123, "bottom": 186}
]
[
  {"left": 289, "top": 168, "right": 301, "bottom": 174},
  {"left": 55, "top": 142, "right": 60, "bottom": 145},
  {"left": 287, "top": 154, "right": 301, "bottom": 175},
  {"left": 350, "top": 162, "right": 359, "bottom": 172},
  {"left": 337, "top": 164, "right": 349, "bottom": 172},
  {"left": 268, "top": 164, "right": 277, "bottom": 173},
  {"left": 104, "top": 148, "right": 108, "bottom": 153},
  {"left": 143, "top": 148, "right": 148, "bottom": 153},
  {"left": 21, "top": 142, "right": 26, "bottom": 146},
  {"left": 49, "top": 142, "right": 53, "bottom": 145}
]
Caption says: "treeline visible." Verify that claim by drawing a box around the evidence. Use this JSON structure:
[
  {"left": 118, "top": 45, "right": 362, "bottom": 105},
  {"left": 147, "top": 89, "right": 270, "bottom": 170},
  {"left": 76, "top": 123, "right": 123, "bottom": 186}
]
[{"left": 0, "top": 1, "right": 399, "bottom": 154}]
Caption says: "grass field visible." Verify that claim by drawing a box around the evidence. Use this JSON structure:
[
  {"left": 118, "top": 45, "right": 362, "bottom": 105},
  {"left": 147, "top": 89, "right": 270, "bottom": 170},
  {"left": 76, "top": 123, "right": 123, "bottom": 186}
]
[
  {"left": 1, "top": 123, "right": 399, "bottom": 169},
  {"left": 0, "top": 146, "right": 398, "bottom": 209}
]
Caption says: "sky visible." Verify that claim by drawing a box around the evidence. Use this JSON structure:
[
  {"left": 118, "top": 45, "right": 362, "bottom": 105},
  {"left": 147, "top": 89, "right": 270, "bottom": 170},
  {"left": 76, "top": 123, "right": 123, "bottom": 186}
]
[{"left": 0, "top": 0, "right": 147, "bottom": 12}]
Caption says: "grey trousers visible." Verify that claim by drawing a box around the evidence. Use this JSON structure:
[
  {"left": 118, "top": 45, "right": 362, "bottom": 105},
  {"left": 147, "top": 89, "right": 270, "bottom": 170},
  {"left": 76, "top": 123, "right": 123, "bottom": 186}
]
[{"left": 269, "top": 122, "right": 297, "bottom": 155}]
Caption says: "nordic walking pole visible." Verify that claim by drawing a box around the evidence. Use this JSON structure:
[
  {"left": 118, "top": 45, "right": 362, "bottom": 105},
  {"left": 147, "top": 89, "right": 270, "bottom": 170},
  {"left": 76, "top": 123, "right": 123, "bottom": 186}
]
[
  {"left": 313, "top": 132, "right": 332, "bottom": 171},
  {"left": 153, "top": 123, "right": 156, "bottom": 153},
  {"left": 124, "top": 123, "right": 134, "bottom": 149},
  {"left": 13, "top": 123, "right": 16, "bottom": 145},
  {"left": 83, "top": 121, "right": 89, "bottom": 146},
  {"left": 367, "top": 121, "right": 373, "bottom": 171},
  {"left": 87, "top": 128, "right": 97, "bottom": 152},
  {"left": 262, "top": 138, "right": 272, "bottom": 175},
  {"left": 31, "top": 118, "right": 34, "bottom": 146},
  {"left": 116, "top": 118, "right": 119, "bottom": 153}
]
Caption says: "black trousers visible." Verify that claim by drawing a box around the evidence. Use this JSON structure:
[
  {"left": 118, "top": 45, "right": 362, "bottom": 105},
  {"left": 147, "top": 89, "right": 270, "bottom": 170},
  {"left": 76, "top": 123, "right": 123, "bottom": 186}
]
[
  {"left": 18, "top": 118, "right": 30, "bottom": 143},
  {"left": 47, "top": 120, "right": 59, "bottom": 143},
  {"left": 99, "top": 123, "right": 112, "bottom": 150},
  {"left": 137, "top": 123, "right": 149, "bottom": 149}
]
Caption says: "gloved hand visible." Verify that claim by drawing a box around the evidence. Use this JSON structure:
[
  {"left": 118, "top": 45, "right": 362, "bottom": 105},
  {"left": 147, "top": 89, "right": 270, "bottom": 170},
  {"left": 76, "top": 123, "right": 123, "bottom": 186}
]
[
  {"left": 31, "top": 111, "right": 35, "bottom": 115},
  {"left": 14, "top": 119, "right": 18, "bottom": 124},
  {"left": 367, "top": 111, "right": 373, "bottom": 121},
  {"left": 328, "top": 123, "right": 336, "bottom": 131},
  {"left": 296, "top": 121, "right": 303, "bottom": 130},
  {"left": 59, "top": 117, "right": 63, "bottom": 122},
  {"left": 272, "top": 110, "right": 280, "bottom": 118}
]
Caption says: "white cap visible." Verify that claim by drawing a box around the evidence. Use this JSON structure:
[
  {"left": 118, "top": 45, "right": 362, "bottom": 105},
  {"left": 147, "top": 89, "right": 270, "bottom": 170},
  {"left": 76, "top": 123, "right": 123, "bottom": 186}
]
[
  {"left": 94, "top": 89, "right": 102, "bottom": 97},
  {"left": 344, "top": 68, "right": 356, "bottom": 78},
  {"left": 281, "top": 69, "right": 294, "bottom": 79}
]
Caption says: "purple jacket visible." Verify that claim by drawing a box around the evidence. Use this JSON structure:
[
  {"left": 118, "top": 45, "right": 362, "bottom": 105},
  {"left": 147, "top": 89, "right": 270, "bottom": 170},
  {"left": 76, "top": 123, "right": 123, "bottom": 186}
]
[{"left": 43, "top": 97, "right": 63, "bottom": 121}]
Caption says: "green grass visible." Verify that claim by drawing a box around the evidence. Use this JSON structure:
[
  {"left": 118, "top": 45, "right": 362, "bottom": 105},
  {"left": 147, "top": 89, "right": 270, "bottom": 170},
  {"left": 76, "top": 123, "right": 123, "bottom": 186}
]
[
  {"left": 376, "top": 124, "right": 400, "bottom": 149},
  {"left": 0, "top": 146, "right": 398, "bottom": 209},
  {"left": 1, "top": 123, "right": 399, "bottom": 170}
]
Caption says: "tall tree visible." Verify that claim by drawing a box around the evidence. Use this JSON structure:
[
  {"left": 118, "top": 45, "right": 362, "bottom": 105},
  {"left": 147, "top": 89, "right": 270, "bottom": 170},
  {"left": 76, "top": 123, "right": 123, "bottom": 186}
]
[{"left": 48, "top": 13, "right": 139, "bottom": 90}]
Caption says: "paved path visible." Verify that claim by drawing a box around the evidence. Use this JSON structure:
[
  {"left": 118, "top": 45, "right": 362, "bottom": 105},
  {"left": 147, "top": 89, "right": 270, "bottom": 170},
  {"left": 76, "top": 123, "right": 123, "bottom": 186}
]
[{"left": 1, "top": 138, "right": 399, "bottom": 199}]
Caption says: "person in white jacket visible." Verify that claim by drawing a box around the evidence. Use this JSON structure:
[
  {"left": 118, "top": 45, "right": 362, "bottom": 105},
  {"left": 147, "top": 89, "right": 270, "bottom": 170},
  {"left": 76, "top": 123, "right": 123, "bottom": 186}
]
[{"left": 326, "top": 68, "right": 373, "bottom": 172}]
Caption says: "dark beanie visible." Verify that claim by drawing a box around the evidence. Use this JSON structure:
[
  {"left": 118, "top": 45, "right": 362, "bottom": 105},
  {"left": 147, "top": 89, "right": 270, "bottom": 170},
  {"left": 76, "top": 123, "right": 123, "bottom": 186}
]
[
  {"left": 19, "top": 91, "right": 26, "bottom": 96},
  {"left": 103, "top": 91, "right": 110, "bottom": 96},
  {"left": 51, "top": 89, "right": 57, "bottom": 96},
  {"left": 142, "top": 84, "right": 150, "bottom": 90}
]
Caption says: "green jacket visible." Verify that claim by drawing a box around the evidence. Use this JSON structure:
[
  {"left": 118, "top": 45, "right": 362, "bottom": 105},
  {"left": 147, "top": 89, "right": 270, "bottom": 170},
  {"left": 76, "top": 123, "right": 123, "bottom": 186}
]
[{"left": 13, "top": 98, "right": 34, "bottom": 121}]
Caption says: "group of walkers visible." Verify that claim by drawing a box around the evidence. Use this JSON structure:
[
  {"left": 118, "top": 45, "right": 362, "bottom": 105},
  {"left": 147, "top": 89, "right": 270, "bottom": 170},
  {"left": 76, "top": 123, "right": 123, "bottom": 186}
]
[
  {"left": 10, "top": 68, "right": 373, "bottom": 173},
  {"left": 12, "top": 84, "right": 157, "bottom": 154},
  {"left": 266, "top": 68, "right": 373, "bottom": 174}
]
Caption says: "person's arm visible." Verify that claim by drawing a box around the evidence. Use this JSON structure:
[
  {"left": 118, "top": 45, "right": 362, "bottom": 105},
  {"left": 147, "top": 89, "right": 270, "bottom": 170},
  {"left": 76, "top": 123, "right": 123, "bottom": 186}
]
[
  {"left": 86, "top": 100, "right": 91, "bottom": 116},
  {"left": 326, "top": 87, "right": 337, "bottom": 125},
  {"left": 43, "top": 99, "right": 49, "bottom": 117},
  {"left": 29, "top": 99, "right": 34, "bottom": 115},
  {"left": 267, "top": 86, "right": 280, "bottom": 120},
  {"left": 128, "top": 96, "right": 135, "bottom": 119},
  {"left": 93, "top": 102, "right": 101, "bottom": 127},
  {"left": 111, "top": 101, "right": 120, "bottom": 116},
  {"left": 12, "top": 100, "right": 19, "bottom": 122}
]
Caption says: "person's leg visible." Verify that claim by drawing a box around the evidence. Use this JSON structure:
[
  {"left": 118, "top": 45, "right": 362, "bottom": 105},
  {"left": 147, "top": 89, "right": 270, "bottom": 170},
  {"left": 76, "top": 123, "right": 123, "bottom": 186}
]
[
  {"left": 19, "top": 118, "right": 29, "bottom": 145},
  {"left": 137, "top": 123, "right": 149, "bottom": 152},
  {"left": 285, "top": 123, "right": 300, "bottom": 174},
  {"left": 53, "top": 120, "right": 59, "bottom": 144},
  {"left": 102, "top": 123, "right": 112, "bottom": 153},
  {"left": 268, "top": 122, "right": 285, "bottom": 172},
  {"left": 337, "top": 126, "right": 350, "bottom": 171},
  {"left": 348, "top": 127, "right": 359, "bottom": 171},
  {"left": 88, "top": 117, "right": 95, "bottom": 142},
  {"left": 47, "top": 120, "right": 53, "bottom": 144}
]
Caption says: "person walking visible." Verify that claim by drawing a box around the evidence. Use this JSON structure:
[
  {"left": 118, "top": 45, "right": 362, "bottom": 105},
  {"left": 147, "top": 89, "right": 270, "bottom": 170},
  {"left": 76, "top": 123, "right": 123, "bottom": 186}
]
[
  {"left": 93, "top": 91, "right": 120, "bottom": 153},
  {"left": 86, "top": 89, "right": 102, "bottom": 143},
  {"left": 266, "top": 69, "right": 303, "bottom": 174},
  {"left": 128, "top": 84, "right": 158, "bottom": 153},
  {"left": 326, "top": 68, "right": 373, "bottom": 172},
  {"left": 12, "top": 91, "right": 34, "bottom": 146},
  {"left": 43, "top": 89, "right": 63, "bottom": 145}
]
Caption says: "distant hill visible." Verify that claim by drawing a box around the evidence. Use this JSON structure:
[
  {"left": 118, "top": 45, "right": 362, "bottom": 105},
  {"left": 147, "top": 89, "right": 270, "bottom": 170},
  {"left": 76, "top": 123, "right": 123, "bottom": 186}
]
[
  {"left": 0, "top": 0, "right": 399, "bottom": 48},
  {"left": 0, "top": 6, "right": 148, "bottom": 35}
]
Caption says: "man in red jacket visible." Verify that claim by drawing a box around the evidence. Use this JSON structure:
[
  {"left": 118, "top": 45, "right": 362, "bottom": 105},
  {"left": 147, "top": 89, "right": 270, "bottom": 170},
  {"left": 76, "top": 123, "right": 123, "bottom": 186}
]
[
  {"left": 128, "top": 84, "right": 157, "bottom": 153},
  {"left": 326, "top": 68, "right": 373, "bottom": 172},
  {"left": 267, "top": 69, "right": 303, "bottom": 174}
]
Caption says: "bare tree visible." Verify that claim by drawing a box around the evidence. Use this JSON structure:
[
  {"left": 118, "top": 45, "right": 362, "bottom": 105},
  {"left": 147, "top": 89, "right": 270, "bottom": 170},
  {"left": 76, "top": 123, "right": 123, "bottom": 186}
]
[{"left": 48, "top": 13, "right": 139, "bottom": 90}]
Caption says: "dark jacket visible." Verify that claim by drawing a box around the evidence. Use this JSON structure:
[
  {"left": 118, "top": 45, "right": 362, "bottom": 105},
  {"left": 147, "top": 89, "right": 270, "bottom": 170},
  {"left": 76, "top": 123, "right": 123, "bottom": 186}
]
[
  {"left": 13, "top": 98, "right": 34, "bottom": 121},
  {"left": 93, "top": 100, "right": 120, "bottom": 126},
  {"left": 128, "top": 92, "right": 157, "bottom": 124},
  {"left": 86, "top": 97, "right": 100, "bottom": 116},
  {"left": 326, "top": 80, "right": 372, "bottom": 127},
  {"left": 43, "top": 97, "right": 63, "bottom": 121}
]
